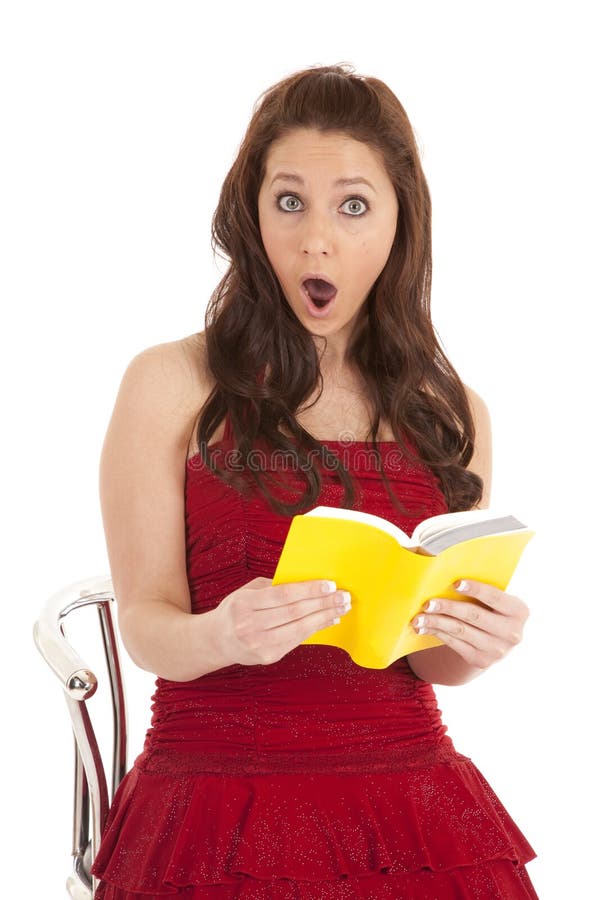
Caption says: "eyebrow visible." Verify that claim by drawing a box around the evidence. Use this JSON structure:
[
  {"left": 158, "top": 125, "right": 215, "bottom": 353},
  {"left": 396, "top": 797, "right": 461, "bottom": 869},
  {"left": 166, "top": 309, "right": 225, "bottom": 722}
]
[{"left": 269, "top": 172, "right": 377, "bottom": 192}]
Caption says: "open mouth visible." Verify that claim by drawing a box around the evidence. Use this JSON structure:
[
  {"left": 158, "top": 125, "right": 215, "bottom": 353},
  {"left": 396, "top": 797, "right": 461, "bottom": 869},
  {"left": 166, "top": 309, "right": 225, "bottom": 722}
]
[{"left": 302, "top": 277, "right": 338, "bottom": 309}]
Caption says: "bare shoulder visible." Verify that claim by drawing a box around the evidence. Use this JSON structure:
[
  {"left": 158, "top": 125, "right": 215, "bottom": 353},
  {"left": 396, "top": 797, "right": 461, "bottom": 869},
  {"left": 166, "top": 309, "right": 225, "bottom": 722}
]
[
  {"left": 464, "top": 385, "right": 491, "bottom": 435},
  {"left": 133, "top": 331, "right": 210, "bottom": 401},
  {"left": 464, "top": 384, "right": 492, "bottom": 507},
  {"left": 178, "top": 331, "right": 212, "bottom": 386},
  {"left": 120, "top": 332, "right": 213, "bottom": 450}
]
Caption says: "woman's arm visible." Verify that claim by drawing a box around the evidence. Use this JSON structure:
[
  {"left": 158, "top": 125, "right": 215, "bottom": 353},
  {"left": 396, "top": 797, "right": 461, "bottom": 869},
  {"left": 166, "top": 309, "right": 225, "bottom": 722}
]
[
  {"left": 99, "top": 335, "right": 234, "bottom": 681},
  {"left": 405, "top": 386, "right": 530, "bottom": 685},
  {"left": 100, "top": 335, "right": 349, "bottom": 681}
]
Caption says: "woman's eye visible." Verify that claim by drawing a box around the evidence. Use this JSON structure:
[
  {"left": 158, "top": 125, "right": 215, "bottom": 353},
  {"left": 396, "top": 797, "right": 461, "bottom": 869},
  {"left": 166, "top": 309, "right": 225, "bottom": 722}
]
[
  {"left": 342, "top": 197, "right": 368, "bottom": 216},
  {"left": 277, "top": 194, "right": 303, "bottom": 212},
  {"left": 275, "top": 194, "right": 369, "bottom": 215}
]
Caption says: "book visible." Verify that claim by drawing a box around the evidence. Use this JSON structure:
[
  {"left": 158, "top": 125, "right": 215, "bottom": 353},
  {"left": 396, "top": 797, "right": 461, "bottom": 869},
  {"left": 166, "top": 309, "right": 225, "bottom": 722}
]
[{"left": 272, "top": 506, "right": 534, "bottom": 669}]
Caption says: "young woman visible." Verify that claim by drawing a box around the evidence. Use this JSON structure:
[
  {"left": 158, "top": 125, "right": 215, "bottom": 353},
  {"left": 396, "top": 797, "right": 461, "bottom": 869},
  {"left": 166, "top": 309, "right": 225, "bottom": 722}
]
[{"left": 91, "top": 64, "right": 538, "bottom": 898}]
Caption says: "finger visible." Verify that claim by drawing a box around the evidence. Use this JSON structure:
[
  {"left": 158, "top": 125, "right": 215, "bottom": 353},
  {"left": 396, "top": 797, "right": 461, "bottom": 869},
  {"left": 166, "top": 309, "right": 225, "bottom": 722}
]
[
  {"left": 261, "top": 587, "right": 352, "bottom": 629},
  {"left": 415, "top": 599, "right": 523, "bottom": 646},
  {"left": 415, "top": 611, "right": 518, "bottom": 664},
  {"left": 454, "top": 579, "right": 523, "bottom": 616},
  {"left": 251, "top": 578, "right": 339, "bottom": 609},
  {"left": 268, "top": 601, "right": 350, "bottom": 640},
  {"left": 256, "top": 603, "right": 350, "bottom": 667},
  {"left": 422, "top": 597, "right": 499, "bottom": 632},
  {"left": 416, "top": 625, "right": 510, "bottom": 669},
  {"left": 416, "top": 611, "right": 508, "bottom": 646}
]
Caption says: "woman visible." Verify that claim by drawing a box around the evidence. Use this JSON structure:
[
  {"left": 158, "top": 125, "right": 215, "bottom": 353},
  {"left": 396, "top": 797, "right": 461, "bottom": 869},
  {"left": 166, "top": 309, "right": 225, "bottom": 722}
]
[{"left": 91, "top": 64, "right": 537, "bottom": 898}]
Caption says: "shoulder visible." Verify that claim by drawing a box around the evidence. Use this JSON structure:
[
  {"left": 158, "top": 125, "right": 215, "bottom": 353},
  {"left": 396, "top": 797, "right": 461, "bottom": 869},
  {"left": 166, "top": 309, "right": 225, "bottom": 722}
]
[
  {"left": 464, "top": 384, "right": 492, "bottom": 506},
  {"left": 464, "top": 385, "right": 491, "bottom": 439},
  {"left": 125, "top": 331, "right": 211, "bottom": 406},
  {"left": 127, "top": 331, "right": 210, "bottom": 391},
  {"left": 113, "top": 331, "right": 214, "bottom": 454},
  {"left": 422, "top": 380, "right": 491, "bottom": 446}
]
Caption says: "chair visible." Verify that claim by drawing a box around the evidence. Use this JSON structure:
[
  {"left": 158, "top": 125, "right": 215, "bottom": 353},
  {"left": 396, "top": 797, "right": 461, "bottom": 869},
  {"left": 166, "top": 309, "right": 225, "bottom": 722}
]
[{"left": 33, "top": 576, "right": 128, "bottom": 899}]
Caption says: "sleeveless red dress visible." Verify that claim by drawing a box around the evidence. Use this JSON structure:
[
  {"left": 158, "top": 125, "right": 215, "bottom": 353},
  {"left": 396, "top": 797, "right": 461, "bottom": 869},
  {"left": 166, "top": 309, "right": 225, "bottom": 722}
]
[{"left": 91, "top": 419, "right": 538, "bottom": 899}]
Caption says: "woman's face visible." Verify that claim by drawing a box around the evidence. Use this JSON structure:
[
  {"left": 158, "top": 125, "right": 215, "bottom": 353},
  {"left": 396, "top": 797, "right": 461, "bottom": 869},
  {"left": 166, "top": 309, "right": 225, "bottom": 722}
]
[{"left": 257, "top": 128, "right": 399, "bottom": 353}]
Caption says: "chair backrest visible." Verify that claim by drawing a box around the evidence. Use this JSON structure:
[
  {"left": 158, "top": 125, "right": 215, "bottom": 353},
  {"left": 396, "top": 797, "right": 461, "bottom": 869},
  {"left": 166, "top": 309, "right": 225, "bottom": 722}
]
[{"left": 33, "top": 576, "right": 128, "bottom": 899}]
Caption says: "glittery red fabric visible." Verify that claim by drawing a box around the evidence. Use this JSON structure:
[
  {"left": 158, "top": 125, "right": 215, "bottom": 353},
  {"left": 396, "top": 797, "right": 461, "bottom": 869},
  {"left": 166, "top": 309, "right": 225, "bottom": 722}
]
[{"left": 91, "top": 424, "right": 537, "bottom": 898}]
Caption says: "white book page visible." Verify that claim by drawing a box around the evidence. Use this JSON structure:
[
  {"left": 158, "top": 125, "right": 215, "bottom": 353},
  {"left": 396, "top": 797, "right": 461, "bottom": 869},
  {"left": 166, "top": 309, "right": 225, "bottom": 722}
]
[
  {"left": 305, "top": 505, "right": 413, "bottom": 547},
  {"left": 413, "top": 508, "right": 520, "bottom": 545}
]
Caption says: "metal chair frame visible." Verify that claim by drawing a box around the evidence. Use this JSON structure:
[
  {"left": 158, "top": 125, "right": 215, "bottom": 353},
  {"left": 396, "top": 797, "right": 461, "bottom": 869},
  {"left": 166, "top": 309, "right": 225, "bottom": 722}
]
[{"left": 33, "top": 576, "right": 127, "bottom": 899}]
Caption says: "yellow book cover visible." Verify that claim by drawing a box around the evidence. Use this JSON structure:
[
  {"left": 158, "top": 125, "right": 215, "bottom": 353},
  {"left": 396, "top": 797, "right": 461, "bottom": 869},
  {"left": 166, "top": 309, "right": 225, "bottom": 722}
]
[{"left": 272, "top": 506, "right": 534, "bottom": 669}]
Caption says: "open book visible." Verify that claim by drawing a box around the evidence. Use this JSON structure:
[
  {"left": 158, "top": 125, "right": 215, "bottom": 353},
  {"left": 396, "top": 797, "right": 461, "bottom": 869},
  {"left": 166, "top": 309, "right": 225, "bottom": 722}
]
[{"left": 272, "top": 506, "right": 534, "bottom": 668}]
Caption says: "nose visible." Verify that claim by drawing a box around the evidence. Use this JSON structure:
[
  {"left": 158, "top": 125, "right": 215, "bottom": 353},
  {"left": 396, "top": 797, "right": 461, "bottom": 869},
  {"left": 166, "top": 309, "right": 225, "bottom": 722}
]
[{"left": 300, "top": 210, "right": 333, "bottom": 256}]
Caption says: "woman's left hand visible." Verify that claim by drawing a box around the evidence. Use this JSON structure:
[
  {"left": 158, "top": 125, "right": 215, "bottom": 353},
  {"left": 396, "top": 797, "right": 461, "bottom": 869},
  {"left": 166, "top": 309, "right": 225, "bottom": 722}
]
[{"left": 412, "top": 579, "right": 529, "bottom": 670}]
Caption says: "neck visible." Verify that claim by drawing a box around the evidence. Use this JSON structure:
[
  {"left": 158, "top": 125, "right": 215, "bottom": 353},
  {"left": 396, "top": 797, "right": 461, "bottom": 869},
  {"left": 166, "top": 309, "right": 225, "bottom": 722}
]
[
  {"left": 314, "top": 336, "right": 350, "bottom": 380},
  {"left": 312, "top": 305, "right": 367, "bottom": 378}
]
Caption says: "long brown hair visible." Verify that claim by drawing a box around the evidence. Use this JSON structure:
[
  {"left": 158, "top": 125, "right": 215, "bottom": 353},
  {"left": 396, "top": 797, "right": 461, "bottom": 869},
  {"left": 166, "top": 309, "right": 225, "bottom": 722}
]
[{"left": 195, "top": 63, "right": 482, "bottom": 515}]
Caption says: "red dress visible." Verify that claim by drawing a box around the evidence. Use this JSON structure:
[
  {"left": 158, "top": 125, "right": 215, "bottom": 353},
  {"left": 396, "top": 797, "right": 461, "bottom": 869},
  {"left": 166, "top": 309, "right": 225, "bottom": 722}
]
[{"left": 91, "top": 422, "right": 538, "bottom": 899}]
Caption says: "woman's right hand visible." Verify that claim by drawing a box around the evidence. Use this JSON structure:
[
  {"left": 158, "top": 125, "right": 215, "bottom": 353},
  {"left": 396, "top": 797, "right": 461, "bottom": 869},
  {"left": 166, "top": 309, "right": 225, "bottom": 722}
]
[{"left": 211, "top": 577, "right": 352, "bottom": 666}]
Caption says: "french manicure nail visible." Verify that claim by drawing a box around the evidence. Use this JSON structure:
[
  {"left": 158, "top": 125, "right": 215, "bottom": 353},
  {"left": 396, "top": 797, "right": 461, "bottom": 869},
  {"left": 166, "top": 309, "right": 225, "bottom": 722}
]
[
  {"left": 455, "top": 580, "right": 469, "bottom": 593},
  {"left": 426, "top": 599, "right": 439, "bottom": 612},
  {"left": 322, "top": 580, "right": 337, "bottom": 594},
  {"left": 335, "top": 591, "right": 351, "bottom": 609}
]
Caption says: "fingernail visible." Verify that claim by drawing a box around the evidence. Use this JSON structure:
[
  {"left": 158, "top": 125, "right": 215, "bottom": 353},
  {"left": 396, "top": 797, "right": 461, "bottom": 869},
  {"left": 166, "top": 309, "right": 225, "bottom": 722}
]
[
  {"left": 413, "top": 615, "right": 425, "bottom": 629},
  {"left": 426, "top": 599, "right": 439, "bottom": 612},
  {"left": 322, "top": 581, "right": 337, "bottom": 593},
  {"left": 455, "top": 580, "right": 469, "bottom": 593},
  {"left": 337, "top": 590, "right": 351, "bottom": 612},
  {"left": 332, "top": 617, "right": 341, "bottom": 625}
]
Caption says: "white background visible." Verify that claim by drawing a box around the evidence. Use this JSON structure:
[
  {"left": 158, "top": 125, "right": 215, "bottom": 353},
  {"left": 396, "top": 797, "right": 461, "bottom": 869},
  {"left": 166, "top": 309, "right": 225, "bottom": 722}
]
[{"left": 2, "top": 2, "right": 598, "bottom": 897}]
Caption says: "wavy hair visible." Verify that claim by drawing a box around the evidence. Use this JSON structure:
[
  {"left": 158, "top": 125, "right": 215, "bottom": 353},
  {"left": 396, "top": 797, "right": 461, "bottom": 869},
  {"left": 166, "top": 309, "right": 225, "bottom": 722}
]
[{"left": 195, "top": 63, "right": 483, "bottom": 516}]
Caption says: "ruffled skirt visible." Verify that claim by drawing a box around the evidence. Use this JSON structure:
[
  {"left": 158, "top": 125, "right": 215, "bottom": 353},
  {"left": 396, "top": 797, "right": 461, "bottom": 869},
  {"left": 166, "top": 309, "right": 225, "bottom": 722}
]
[
  {"left": 91, "top": 650, "right": 537, "bottom": 898},
  {"left": 91, "top": 743, "right": 537, "bottom": 899},
  {"left": 95, "top": 864, "right": 537, "bottom": 899}
]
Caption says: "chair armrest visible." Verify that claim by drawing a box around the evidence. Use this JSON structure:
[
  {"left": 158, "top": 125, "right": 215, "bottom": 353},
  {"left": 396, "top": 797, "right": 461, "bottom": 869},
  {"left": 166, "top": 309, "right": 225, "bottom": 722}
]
[
  {"left": 33, "top": 575, "right": 115, "bottom": 699},
  {"left": 34, "top": 575, "right": 128, "bottom": 899}
]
